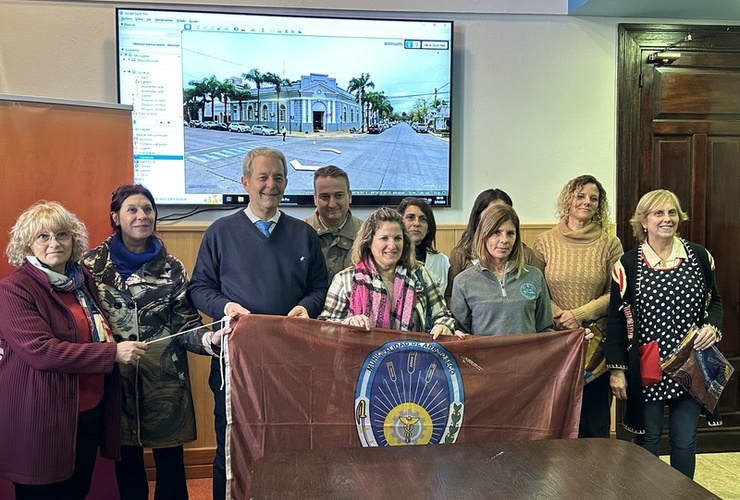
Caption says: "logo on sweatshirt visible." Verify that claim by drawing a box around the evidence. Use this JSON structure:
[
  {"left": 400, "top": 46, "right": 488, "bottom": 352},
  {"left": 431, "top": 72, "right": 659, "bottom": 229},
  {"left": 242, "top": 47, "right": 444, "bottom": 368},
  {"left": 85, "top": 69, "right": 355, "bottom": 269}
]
[{"left": 520, "top": 283, "right": 537, "bottom": 300}]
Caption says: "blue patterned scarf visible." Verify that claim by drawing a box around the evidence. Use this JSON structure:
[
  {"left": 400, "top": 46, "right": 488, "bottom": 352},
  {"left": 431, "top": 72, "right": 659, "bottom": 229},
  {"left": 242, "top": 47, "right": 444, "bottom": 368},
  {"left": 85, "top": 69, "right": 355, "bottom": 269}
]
[
  {"left": 109, "top": 233, "right": 161, "bottom": 280},
  {"left": 27, "top": 256, "right": 112, "bottom": 343}
]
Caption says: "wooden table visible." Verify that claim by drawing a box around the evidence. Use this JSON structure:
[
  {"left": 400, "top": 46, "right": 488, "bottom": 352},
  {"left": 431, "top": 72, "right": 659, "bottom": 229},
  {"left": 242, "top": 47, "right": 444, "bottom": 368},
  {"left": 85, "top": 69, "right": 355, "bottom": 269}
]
[{"left": 249, "top": 438, "right": 719, "bottom": 499}]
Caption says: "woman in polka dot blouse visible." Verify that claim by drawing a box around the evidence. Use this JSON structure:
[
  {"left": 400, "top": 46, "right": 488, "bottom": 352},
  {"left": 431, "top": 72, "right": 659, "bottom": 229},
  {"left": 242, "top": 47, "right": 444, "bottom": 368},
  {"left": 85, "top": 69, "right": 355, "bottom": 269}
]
[{"left": 606, "top": 189, "right": 723, "bottom": 479}]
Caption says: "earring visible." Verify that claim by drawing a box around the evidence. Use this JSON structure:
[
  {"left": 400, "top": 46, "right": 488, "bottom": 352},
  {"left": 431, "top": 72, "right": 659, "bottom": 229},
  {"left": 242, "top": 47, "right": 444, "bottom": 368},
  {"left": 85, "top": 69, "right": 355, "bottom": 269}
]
[{"left": 643, "top": 227, "right": 647, "bottom": 232}]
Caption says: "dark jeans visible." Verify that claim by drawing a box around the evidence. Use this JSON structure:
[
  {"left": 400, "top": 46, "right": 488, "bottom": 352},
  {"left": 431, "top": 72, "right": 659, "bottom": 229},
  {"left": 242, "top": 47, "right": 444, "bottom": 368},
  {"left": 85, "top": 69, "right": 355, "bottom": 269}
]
[
  {"left": 578, "top": 372, "right": 612, "bottom": 438},
  {"left": 14, "top": 404, "right": 103, "bottom": 500},
  {"left": 636, "top": 393, "right": 702, "bottom": 478},
  {"left": 116, "top": 444, "right": 188, "bottom": 500},
  {"left": 210, "top": 357, "right": 227, "bottom": 500}
]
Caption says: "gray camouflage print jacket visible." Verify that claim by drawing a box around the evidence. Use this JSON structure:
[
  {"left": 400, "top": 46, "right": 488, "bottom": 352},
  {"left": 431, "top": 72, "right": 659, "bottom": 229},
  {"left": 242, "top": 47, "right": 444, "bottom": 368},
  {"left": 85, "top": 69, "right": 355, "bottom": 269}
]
[{"left": 84, "top": 236, "right": 211, "bottom": 448}]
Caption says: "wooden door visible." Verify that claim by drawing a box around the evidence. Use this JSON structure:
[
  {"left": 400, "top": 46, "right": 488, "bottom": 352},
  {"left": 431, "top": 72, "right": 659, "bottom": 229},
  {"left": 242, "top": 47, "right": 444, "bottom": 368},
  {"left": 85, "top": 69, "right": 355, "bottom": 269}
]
[{"left": 617, "top": 25, "right": 740, "bottom": 452}]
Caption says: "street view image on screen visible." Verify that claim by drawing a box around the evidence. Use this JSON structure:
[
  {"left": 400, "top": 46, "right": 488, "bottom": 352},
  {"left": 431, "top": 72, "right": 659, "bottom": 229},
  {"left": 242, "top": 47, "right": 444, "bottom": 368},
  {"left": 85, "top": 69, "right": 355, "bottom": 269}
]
[{"left": 116, "top": 9, "right": 453, "bottom": 207}]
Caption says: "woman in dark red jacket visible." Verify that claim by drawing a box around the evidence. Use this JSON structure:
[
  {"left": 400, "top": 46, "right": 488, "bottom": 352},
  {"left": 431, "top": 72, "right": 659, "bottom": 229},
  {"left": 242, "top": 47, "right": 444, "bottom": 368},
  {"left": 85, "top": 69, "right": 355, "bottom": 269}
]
[{"left": 0, "top": 201, "right": 147, "bottom": 500}]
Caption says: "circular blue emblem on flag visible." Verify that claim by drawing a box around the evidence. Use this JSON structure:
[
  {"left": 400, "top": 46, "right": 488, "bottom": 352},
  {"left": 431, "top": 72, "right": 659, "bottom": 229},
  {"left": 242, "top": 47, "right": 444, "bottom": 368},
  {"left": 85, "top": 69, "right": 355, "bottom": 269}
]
[{"left": 355, "top": 340, "right": 464, "bottom": 446}]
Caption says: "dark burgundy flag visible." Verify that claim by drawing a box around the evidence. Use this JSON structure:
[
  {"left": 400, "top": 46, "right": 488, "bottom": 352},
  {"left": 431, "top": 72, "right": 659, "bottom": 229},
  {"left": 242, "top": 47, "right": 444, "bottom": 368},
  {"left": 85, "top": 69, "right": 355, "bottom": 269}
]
[{"left": 223, "top": 315, "right": 585, "bottom": 497}]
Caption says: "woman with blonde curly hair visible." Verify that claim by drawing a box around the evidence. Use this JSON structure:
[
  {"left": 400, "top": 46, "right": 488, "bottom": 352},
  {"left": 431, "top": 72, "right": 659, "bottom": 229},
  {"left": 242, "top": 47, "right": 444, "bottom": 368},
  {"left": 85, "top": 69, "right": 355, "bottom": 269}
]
[
  {"left": 533, "top": 175, "right": 623, "bottom": 438},
  {"left": 0, "top": 201, "right": 147, "bottom": 499},
  {"left": 319, "top": 207, "right": 461, "bottom": 339}
]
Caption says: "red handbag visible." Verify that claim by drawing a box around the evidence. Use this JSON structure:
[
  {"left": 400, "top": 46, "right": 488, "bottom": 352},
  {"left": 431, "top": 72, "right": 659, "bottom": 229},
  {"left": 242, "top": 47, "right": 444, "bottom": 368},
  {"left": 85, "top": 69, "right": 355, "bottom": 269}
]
[{"left": 639, "top": 341, "right": 662, "bottom": 386}]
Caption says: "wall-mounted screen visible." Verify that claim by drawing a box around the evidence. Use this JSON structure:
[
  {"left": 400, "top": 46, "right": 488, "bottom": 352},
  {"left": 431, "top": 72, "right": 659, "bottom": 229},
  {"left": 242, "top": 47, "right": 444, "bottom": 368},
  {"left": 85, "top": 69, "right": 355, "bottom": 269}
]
[{"left": 116, "top": 9, "right": 453, "bottom": 207}]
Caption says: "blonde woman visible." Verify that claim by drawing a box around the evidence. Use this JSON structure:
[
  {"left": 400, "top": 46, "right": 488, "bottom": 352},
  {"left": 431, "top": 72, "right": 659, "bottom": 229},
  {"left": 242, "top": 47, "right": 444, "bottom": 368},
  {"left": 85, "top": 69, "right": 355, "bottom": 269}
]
[
  {"left": 320, "top": 207, "right": 460, "bottom": 339},
  {"left": 0, "top": 201, "right": 146, "bottom": 499},
  {"left": 607, "top": 190, "right": 722, "bottom": 478}
]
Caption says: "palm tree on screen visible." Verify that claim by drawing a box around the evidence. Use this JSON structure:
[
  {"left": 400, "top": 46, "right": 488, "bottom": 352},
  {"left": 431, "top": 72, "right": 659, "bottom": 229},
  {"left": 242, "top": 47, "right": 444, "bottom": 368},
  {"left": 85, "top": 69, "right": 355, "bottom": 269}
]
[
  {"left": 264, "top": 72, "right": 292, "bottom": 132},
  {"left": 214, "top": 80, "right": 237, "bottom": 123},
  {"left": 348, "top": 72, "right": 375, "bottom": 133},
  {"left": 187, "top": 78, "right": 211, "bottom": 121},
  {"left": 243, "top": 69, "right": 265, "bottom": 123},
  {"left": 232, "top": 87, "right": 252, "bottom": 122},
  {"left": 365, "top": 91, "right": 393, "bottom": 124}
]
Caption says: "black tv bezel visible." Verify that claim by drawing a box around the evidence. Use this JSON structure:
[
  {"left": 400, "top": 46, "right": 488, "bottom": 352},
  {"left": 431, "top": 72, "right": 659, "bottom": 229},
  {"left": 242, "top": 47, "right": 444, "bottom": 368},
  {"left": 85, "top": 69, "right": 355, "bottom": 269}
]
[{"left": 115, "top": 7, "right": 453, "bottom": 209}]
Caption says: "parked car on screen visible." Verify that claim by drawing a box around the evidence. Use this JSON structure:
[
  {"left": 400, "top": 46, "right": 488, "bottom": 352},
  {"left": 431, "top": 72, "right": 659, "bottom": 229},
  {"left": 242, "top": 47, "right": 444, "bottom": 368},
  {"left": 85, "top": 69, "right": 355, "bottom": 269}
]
[
  {"left": 415, "top": 123, "right": 429, "bottom": 133},
  {"left": 189, "top": 120, "right": 202, "bottom": 128},
  {"left": 251, "top": 124, "right": 277, "bottom": 136},
  {"left": 368, "top": 124, "right": 380, "bottom": 134},
  {"left": 214, "top": 122, "right": 229, "bottom": 131},
  {"left": 201, "top": 121, "right": 216, "bottom": 129},
  {"left": 229, "top": 122, "right": 251, "bottom": 133}
]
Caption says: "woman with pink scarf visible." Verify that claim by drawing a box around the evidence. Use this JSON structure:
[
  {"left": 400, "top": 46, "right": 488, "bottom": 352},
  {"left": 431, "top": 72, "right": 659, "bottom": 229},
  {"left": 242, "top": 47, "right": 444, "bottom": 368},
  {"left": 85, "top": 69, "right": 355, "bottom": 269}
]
[{"left": 319, "top": 207, "right": 461, "bottom": 339}]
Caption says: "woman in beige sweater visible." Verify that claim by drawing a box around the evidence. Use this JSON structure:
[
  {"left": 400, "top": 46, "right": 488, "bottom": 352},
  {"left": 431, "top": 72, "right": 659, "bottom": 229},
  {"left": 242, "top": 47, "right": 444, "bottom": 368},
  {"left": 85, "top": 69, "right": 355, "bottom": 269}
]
[{"left": 533, "top": 175, "right": 623, "bottom": 438}]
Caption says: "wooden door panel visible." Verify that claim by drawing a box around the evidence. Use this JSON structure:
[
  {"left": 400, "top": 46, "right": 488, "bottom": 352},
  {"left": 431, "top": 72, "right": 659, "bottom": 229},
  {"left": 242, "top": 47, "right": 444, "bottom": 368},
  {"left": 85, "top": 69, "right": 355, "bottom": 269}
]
[
  {"left": 707, "top": 138, "right": 740, "bottom": 356},
  {"left": 655, "top": 69, "right": 740, "bottom": 115},
  {"left": 652, "top": 136, "right": 693, "bottom": 206}
]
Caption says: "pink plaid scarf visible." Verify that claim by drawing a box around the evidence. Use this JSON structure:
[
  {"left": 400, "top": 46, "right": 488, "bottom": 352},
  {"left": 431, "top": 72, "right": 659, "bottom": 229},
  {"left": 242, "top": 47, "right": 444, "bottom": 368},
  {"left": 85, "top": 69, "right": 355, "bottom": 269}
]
[{"left": 349, "top": 256, "right": 417, "bottom": 331}]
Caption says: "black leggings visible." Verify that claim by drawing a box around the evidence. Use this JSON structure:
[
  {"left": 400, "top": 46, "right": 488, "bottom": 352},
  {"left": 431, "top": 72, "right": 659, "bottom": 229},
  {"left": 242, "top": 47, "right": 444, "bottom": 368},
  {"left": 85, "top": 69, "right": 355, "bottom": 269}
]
[{"left": 116, "top": 444, "right": 188, "bottom": 500}]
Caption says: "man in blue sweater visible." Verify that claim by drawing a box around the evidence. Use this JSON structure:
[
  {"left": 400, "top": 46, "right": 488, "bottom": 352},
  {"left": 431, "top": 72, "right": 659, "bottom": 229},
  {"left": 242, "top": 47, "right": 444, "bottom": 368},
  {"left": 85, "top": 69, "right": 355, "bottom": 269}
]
[{"left": 188, "top": 146, "right": 328, "bottom": 499}]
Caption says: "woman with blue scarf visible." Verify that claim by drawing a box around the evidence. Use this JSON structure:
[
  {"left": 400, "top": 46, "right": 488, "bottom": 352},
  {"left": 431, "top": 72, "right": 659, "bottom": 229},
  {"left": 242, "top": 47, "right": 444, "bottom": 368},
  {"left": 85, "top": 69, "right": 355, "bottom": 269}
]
[
  {"left": 84, "top": 185, "right": 229, "bottom": 500},
  {"left": 0, "top": 201, "right": 147, "bottom": 500}
]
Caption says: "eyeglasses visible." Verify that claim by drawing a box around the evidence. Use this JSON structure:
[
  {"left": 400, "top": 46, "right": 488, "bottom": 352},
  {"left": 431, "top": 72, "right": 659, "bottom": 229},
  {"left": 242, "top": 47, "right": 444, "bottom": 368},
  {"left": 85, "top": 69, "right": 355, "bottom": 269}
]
[{"left": 34, "top": 231, "right": 72, "bottom": 245}]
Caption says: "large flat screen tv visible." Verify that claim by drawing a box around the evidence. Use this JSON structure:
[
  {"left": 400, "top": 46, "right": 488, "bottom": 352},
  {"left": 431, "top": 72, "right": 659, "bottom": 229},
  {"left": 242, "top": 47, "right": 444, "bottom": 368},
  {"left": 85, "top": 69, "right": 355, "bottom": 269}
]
[{"left": 116, "top": 9, "right": 453, "bottom": 207}]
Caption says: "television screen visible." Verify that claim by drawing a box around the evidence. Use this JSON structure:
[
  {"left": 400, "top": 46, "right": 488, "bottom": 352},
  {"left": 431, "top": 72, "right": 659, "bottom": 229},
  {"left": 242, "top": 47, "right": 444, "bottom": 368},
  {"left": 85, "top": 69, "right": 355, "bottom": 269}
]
[{"left": 116, "top": 9, "right": 453, "bottom": 207}]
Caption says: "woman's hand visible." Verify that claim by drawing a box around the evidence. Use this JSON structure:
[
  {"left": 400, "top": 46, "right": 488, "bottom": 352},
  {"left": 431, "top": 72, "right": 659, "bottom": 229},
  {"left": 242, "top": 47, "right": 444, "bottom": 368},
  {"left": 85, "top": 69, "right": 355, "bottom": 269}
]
[
  {"left": 348, "top": 315, "right": 372, "bottom": 330},
  {"left": 694, "top": 325, "right": 718, "bottom": 351},
  {"left": 610, "top": 369, "right": 628, "bottom": 400},
  {"left": 430, "top": 324, "right": 453, "bottom": 340},
  {"left": 453, "top": 329, "right": 469, "bottom": 339},
  {"left": 115, "top": 341, "right": 148, "bottom": 365},
  {"left": 554, "top": 310, "right": 579, "bottom": 330},
  {"left": 430, "top": 325, "right": 468, "bottom": 340}
]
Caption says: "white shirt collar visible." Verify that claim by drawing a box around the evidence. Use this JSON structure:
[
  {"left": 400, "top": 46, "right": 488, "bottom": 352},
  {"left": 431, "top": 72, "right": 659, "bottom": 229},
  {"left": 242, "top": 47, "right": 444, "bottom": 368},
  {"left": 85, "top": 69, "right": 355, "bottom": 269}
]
[
  {"left": 642, "top": 236, "right": 686, "bottom": 269},
  {"left": 244, "top": 205, "right": 281, "bottom": 225}
]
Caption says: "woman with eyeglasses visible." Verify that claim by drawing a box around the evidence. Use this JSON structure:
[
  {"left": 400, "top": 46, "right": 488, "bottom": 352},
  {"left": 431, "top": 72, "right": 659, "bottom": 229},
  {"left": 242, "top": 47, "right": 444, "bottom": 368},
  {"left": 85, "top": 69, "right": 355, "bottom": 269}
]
[
  {"left": 0, "top": 201, "right": 147, "bottom": 500},
  {"left": 83, "top": 185, "right": 231, "bottom": 500},
  {"left": 397, "top": 198, "right": 449, "bottom": 295}
]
